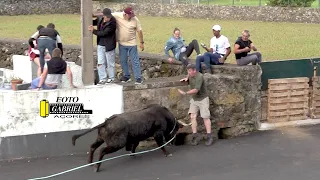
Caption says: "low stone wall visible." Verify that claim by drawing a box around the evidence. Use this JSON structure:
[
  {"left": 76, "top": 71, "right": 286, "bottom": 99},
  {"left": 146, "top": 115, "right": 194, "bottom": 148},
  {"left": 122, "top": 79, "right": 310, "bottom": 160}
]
[
  {"left": 0, "top": 0, "right": 80, "bottom": 16},
  {"left": 0, "top": 38, "right": 186, "bottom": 80},
  {"left": 123, "top": 65, "right": 262, "bottom": 142},
  {"left": 96, "top": 2, "right": 320, "bottom": 24},
  {"left": 1, "top": 0, "right": 320, "bottom": 23}
]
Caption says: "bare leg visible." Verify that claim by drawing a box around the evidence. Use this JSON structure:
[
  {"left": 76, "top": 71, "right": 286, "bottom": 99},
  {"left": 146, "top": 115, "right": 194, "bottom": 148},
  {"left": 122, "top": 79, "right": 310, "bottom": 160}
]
[
  {"left": 203, "top": 118, "right": 211, "bottom": 134},
  {"left": 33, "top": 57, "right": 41, "bottom": 77}
]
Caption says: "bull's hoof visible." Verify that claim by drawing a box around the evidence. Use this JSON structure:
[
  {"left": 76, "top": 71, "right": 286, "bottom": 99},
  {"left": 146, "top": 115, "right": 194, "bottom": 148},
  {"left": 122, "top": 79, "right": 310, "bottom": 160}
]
[
  {"left": 130, "top": 154, "right": 136, "bottom": 157},
  {"left": 93, "top": 165, "right": 100, "bottom": 172},
  {"left": 165, "top": 153, "right": 173, "bottom": 157}
]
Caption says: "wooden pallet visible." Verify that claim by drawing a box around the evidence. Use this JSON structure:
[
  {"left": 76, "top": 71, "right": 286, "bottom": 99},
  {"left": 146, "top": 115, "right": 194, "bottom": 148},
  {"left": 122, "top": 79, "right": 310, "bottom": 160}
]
[
  {"left": 310, "top": 76, "right": 320, "bottom": 118},
  {"left": 267, "top": 77, "right": 310, "bottom": 123}
]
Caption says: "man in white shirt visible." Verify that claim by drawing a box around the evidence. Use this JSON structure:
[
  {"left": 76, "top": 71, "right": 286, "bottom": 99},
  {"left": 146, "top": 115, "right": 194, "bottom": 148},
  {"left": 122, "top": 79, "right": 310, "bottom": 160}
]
[{"left": 195, "top": 25, "right": 231, "bottom": 74}]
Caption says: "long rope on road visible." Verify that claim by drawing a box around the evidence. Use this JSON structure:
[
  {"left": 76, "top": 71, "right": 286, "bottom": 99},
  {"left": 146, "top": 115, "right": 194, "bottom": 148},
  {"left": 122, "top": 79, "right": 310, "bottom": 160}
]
[{"left": 27, "top": 134, "right": 177, "bottom": 180}]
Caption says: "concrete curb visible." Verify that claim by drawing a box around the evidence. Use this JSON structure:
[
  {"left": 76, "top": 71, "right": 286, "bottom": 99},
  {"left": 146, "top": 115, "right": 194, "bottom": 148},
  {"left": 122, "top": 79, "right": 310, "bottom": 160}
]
[{"left": 258, "top": 119, "right": 320, "bottom": 131}]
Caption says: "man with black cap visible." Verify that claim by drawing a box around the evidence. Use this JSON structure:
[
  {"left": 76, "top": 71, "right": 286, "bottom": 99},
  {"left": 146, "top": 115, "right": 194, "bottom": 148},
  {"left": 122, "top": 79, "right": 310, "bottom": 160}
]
[
  {"left": 111, "top": 7, "right": 145, "bottom": 84},
  {"left": 89, "top": 8, "right": 117, "bottom": 84}
]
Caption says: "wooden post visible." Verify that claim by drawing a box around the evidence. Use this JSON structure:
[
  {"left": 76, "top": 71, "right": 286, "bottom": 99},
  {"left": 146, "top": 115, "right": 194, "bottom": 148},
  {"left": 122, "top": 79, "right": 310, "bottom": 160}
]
[{"left": 81, "top": 0, "right": 94, "bottom": 86}]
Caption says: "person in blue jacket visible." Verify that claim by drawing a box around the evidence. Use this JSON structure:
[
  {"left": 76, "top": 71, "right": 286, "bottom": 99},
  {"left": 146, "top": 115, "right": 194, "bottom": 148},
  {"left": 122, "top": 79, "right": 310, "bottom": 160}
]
[{"left": 164, "top": 28, "right": 201, "bottom": 66}]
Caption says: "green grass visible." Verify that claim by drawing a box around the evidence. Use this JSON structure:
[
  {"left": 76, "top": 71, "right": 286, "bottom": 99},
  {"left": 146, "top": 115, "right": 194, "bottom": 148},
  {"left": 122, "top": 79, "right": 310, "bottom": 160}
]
[{"left": 1, "top": 14, "right": 320, "bottom": 63}]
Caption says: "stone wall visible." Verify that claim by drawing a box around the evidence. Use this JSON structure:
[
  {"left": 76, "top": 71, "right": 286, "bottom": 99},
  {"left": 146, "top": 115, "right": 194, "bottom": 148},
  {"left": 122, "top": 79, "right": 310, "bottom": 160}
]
[
  {"left": 122, "top": 65, "right": 262, "bottom": 143},
  {"left": 0, "top": 0, "right": 80, "bottom": 16},
  {"left": 1, "top": 0, "right": 320, "bottom": 23},
  {"left": 0, "top": 38, "right": 185, "bottom": 81},
  {"left": 96, "top": 2, "right": 320, "bottom": 24}
]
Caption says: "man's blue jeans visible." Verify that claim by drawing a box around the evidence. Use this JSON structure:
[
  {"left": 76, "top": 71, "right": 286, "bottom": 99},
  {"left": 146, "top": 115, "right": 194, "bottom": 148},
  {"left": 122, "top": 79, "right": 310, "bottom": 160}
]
[
  {"left": 31, "top": 77, "right": 57, "bottom": 90},
  {"left": 196, "top": 52, "right": 224, "bottom": 73},
  {"left": 119, "top": 44, "right": 142, "bottom": 80},
  {"left": 97, "top": 45, "right": 115, "bottom": 81},
  {"left": 37, "top": 37, "right": 57, "bottom": 73}
]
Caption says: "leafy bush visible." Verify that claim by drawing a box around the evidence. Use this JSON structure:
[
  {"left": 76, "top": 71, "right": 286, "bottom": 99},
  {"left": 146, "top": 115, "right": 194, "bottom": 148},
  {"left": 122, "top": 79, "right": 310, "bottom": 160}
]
[{"left": 267, "top": 0, "right": 316, "bottom": 7}]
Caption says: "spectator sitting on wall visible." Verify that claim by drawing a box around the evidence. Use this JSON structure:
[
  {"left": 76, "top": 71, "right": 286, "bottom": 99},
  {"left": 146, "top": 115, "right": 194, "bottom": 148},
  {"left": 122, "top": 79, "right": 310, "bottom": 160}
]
[
  {"left": 234, "top": 30, "right": 262, "bottom": 66},
  {"left": 195, "top": 25, "right": 231, "bottom": 74},
  {"left": 31, "top": 48, "right": 76, "bottom": 90},
  {"left": 28, "top": 25, "right": 44, "bottom": 77},
  {"left": 164, "top": 27, "right": 201, "bottom": 66}
]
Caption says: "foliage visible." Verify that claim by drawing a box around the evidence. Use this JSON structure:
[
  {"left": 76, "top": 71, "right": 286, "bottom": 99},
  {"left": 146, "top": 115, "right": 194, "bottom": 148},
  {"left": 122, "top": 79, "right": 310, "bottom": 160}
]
[{"left": 267, "top": 0, "right": 316, "bottom": 7}]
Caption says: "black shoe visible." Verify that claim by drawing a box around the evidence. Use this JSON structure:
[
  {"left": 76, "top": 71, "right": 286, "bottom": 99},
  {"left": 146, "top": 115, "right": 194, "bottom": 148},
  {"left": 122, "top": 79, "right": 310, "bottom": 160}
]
[
  {"left": 205, "top": 133, "right": 214, "bottom": 146},
  {"left": 135, "top": 78, "right": 143, "bottom": 84},
  {"left": 120, "top": 76, "right": 131, "bottom": 83},
  {"left": 191, "top": 133, "right": 200, "bottom": 146}
]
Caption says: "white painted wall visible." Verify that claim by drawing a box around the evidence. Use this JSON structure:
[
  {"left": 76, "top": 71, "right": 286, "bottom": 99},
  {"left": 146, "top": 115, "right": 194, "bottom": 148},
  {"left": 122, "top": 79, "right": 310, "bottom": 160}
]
[
  {"left": 12, "top": 55, "right": 38, "bottom": 83},
  {"left": 0, "top": 84, "right": 124, "bottom": 137}
]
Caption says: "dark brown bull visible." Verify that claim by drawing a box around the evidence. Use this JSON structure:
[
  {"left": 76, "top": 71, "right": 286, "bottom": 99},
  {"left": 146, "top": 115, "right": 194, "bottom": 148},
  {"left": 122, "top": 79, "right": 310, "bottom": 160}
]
[{"left": 71, "top": 104, "right": 190, "bottom": 172}]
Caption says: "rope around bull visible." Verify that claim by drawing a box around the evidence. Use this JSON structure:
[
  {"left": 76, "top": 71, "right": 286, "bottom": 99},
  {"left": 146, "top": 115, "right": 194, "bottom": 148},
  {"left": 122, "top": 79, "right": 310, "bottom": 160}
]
[{"left": 26, "top": 134, "right": 177, "bottom": 180}]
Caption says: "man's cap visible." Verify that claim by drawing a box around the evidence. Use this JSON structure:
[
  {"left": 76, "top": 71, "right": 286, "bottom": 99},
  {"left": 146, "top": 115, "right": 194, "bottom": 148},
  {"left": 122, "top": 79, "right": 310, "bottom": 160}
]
[
  {"left": 212, "top": 24, "right": 221, "bottom": 31},
  {"left": 124, "top": 7, "right": 135, "bottom": 17},
  {"left": 186, "top": 63, "right": 196, "bottom": 70},
  {"left": 103, "top": 8, "right": 112, "bottom": 17}
]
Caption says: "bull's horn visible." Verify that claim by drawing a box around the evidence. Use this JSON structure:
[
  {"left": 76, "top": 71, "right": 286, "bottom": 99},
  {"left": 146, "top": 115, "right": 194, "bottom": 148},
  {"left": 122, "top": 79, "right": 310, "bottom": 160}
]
[{"left": 177, "top": 120, "right": 192, "bottom": 126}]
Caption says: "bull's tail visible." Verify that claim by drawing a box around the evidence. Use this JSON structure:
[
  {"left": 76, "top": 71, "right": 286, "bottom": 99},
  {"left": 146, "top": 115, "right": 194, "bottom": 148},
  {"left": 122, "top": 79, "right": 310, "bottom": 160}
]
[{"left": 72, "top": 115, "right": 117, "bottom": 146}]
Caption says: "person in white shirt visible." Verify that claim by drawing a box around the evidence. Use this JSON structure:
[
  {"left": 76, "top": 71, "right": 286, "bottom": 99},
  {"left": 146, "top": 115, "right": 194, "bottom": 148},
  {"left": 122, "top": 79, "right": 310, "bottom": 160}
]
[{"left": 195, "top": 25, "right": 231, "bottom": 74}]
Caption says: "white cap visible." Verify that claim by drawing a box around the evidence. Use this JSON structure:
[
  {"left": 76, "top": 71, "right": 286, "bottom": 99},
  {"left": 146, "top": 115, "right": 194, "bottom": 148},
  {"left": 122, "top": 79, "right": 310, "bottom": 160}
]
[{"left": 212, "top": 25, "right": 221, "bottom": 31}]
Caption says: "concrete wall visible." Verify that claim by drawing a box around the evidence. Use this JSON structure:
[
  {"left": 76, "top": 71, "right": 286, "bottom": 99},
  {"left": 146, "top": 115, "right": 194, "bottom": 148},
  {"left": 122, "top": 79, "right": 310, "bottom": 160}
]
[
  {"left": 0, "top": 84, "right": 124, "bottom": 137},
  {"left": 2, "top": 0, "right": 320, "bottom": 23}
]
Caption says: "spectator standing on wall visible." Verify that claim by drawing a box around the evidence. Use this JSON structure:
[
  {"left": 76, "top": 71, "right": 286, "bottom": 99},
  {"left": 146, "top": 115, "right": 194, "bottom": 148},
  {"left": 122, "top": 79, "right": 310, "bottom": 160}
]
[
  {"left": 195, "top": 25, "right": 231, "bottom": 74},
  {"left": 177, "top": 64, "right": 214, "bottom": 146},
  {"left": 28, "top": 25, "right": 44, "bottom": 77},
  {"left": 31, "top": 48, "right": 76, "bottom": 90},
  {"left": 164, "top": 27, "right": 201, "bottom": 66},
  {"left": 112, "top": 7, "right": 145, "bottom": 84},
  {"left": 89, "top": 8, "right": 117, "bottom": 84},
  {"left": 234, "top": 30, "right": 262, "bottom": 66},
  {"left": 30, "top": 23, "right": 63, "bottom": 74}
]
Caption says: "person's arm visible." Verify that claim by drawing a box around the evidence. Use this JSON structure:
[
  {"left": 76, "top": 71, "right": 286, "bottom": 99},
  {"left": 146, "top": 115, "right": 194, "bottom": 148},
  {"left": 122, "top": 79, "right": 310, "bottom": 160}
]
[
  {"left": 220, "top": 38, "right": 231, "bottom": 62},
  {"left": 92, "top": 20, "right": 116, "bottom": 37},
  {"left": 135, "top": 17, "right": 144, "bottom": 51},
  {"left": 92, "top": 17, "right": 98, "bottom": 26},
  {"left": 250, "top": 40, "right": 257, "bottom": 51},
  {"left": 234, "top": 43, "right": 250, "bottom": 54},
  {"left": 182, "top": 75, "right": 203, "bottom": 95},
  {"left": 56, "top": 34, "right": 63, "bottom": 55},
  {"left": 207, "top": 39, "right": 215, "bottom": 53},
  {"left": 37, "top": 64, "right": 48, "bottom": 90},
  {"left": 29, "top": 31, "right": 39, "bottom": 48},
  {"left": 66, "top": 65, "right": 76, "bottom": 88},
  {"left": 164, "top": 39, "right": 174, "bottom": 58}
]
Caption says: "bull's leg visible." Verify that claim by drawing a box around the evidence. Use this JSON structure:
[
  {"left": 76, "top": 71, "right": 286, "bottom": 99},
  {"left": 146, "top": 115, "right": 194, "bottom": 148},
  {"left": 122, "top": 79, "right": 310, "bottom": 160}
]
[
  {"left": 94, "top": 146, "right": 121, "bottom": 172},
  {"left": 154, "top": 131, "right": 172, "bottom": 157},
  {"left": 130, "top": 141, "right": 140, "bottom": 157},
  {"left": 88, "top": 138, "right": 104, "bottom": 165}
]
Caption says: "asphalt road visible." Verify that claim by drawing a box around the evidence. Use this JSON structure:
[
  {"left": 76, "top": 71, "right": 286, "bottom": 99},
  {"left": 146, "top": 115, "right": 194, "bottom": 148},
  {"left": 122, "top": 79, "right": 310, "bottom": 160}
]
[{"left": 1, "top": 125, "right": 320, "bottom": 180}]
